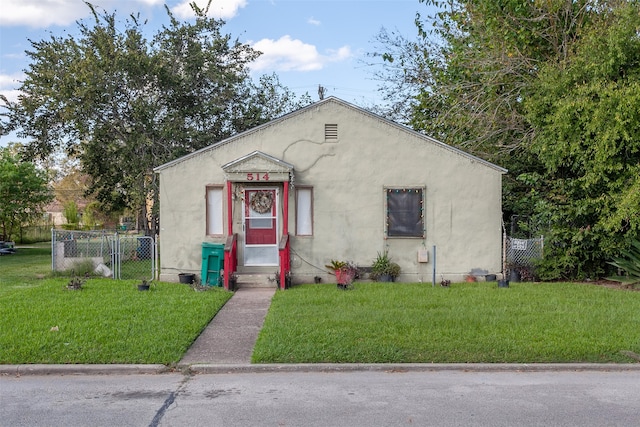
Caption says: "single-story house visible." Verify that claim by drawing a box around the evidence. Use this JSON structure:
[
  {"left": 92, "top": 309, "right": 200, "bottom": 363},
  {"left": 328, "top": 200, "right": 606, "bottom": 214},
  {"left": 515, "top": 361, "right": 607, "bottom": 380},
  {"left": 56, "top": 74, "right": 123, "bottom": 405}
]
[{"left": 153, "top": 97, "right": 507, "bottom": 289}]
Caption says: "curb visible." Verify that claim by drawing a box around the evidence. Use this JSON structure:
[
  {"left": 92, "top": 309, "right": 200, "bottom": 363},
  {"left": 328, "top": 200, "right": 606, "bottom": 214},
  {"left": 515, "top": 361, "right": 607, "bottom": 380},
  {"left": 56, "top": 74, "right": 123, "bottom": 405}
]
[
  {"left": 3, "top": 363, "right": 639, "bottom": 376},
  {"left": 0, "top": 364, "right": 168, "bottom": 376},
  {"left": 183, "top": 363, "right": 640, "bottom": 374}
]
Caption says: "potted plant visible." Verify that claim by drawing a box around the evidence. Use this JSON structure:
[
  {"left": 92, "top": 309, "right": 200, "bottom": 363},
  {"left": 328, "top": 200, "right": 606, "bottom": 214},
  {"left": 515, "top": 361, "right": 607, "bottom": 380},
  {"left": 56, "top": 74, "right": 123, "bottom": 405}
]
[
  {"left": 274, "top": 270, "right": 291, "bottom": 289},
  {"left": 138, "top": 279, "right": 151, "bottom": 291},
  {"left": 66, "top": 274, "right": 85, "bottom": 290},
  {"left": 325, "top": 260, "right": 358, "bottom": 289},
  {"left": 229, "top": 272, "right": 238, "bottom": 290},
  {"left": 371, "top": 251, "right": 401, "bottom": 282},
  {"left": 178, "top": 272, "right": 195, "bottom": 284},
  {"left": 465, "top": 273, "right": 477, "bottom": 282}
]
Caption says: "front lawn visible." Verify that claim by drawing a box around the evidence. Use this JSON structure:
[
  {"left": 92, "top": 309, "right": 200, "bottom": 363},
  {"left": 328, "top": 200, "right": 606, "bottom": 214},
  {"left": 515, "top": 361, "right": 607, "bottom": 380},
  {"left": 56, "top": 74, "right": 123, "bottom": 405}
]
[
  {"left": 0, "top": 244, "right": 232, "bottom": 364},
  {"left": 4, "top": 245, "right": 640, "bottom": 365},
  {"left": 253, "top": 282, "right": 640, "bottom": 363}
]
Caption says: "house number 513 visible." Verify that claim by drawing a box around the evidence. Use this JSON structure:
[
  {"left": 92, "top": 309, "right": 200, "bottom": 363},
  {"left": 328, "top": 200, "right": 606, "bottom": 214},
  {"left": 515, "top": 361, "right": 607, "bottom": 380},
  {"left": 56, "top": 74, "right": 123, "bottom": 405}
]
[{"left": 246, "top": 172, "right": 270, "bottom": 181}]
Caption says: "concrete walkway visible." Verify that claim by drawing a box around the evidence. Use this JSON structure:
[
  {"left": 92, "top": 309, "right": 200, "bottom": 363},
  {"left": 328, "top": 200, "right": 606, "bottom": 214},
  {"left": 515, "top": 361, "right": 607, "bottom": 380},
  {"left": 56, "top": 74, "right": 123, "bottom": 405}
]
[{"left": 177, "top": 287, "right": 276, "bottom": 367}]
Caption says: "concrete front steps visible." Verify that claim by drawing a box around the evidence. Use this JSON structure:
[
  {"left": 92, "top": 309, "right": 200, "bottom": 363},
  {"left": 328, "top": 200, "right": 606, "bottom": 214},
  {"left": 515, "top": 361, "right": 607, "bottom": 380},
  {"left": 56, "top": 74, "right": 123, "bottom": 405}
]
[{"left": 234, "top": 273, "right": 278, "bottom": 288}]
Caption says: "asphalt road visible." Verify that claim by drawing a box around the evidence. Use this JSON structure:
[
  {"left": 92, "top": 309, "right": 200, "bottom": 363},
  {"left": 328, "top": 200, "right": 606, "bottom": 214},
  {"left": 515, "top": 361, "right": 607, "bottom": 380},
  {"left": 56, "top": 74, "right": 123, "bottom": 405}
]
[{"left": 2, "top": 368, "right": 640, "bottom": 426}]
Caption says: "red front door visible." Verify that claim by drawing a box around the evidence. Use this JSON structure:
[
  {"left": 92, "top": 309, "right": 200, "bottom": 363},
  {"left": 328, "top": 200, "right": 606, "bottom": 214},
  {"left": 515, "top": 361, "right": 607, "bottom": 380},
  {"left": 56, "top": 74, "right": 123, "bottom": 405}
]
[{"left": 243, "top": 188, "right": 278, "bottom": 265}]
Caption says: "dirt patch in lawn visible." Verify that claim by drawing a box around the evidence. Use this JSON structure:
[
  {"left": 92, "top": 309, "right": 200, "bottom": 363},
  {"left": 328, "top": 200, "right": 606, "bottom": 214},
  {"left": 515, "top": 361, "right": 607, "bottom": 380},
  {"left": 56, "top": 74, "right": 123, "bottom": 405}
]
[
  {"left": 574, "top": 279, "right": 639, "bottom": 291},
  {"left": 592, "top": 279, "right": 639, "bottom": 291},
  {"left": 536, "top": 278, "right": 640, "bottom": 291}
]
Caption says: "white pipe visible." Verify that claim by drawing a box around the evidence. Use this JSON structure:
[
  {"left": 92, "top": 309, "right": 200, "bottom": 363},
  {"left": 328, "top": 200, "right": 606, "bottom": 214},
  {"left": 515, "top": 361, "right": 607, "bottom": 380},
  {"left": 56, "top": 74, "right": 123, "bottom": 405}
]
[{"left": 432, "top": 245, "right": 436, "bottom": 287}]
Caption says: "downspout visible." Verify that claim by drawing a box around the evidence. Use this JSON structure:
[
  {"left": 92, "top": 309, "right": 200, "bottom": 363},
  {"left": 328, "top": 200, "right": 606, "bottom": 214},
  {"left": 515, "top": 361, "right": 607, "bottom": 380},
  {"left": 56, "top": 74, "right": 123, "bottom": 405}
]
[
  {"left": 432, "top": 245, "right": 436, "bottom": 287},
  {"left": 502, "top": 218, "right": 507, "bottom": 280}
]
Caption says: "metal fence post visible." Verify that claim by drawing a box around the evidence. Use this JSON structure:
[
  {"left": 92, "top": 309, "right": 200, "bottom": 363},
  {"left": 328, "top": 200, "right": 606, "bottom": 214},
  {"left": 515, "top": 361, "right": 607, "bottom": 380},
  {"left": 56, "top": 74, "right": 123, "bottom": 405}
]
[{"left": 51, "top": 228, "right": 55, "bottom": 272}]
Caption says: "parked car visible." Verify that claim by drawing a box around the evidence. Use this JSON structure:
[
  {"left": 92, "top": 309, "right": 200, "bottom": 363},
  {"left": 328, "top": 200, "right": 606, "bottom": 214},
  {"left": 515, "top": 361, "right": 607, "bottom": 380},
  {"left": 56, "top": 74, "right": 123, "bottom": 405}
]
[{"left": 0, "top": 241, "right": 16, "bottom": 255}]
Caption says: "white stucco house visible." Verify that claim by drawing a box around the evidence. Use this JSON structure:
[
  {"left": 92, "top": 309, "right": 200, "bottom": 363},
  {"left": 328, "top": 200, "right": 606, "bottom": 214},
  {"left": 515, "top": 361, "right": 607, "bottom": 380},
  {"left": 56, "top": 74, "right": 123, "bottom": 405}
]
[{"left": 153, "top": 97, "right": 507, "bottom": 289}]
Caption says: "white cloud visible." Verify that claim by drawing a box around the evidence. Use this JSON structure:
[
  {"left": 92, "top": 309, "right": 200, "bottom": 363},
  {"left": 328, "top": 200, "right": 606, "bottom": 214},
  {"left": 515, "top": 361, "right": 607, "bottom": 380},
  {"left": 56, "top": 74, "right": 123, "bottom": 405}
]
[
  {"left": 0, "top": 89, "right": 22, "bottom": 104},
  {"left": 0, "top": 73, "right": 24, "bottom": 103},
  {"left": 0, "top": 0, "right": 85, "bottom": 27},
  {"left": 0, "top": 0, "right": 246, "bottom": 27},
  {"left": 307, "top": 17, "right": 321, "bottom": 26},
  {"left": 250, "top": 36, "right": 351, "bottom": 73},
  {"left": 171, "top": 0, "right": 247, "bottom": 20},
  {"left": 0, "top": 0, "right": 165, "bottom": 28}
]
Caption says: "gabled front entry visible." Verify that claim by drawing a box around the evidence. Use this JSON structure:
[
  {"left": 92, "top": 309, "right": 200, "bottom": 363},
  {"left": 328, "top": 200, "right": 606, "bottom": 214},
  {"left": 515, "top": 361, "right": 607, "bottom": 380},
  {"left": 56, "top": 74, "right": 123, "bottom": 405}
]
[
  {"left": 221, "top": 151, "right": 293, "bottom": 286},
  {"left": 243, "top": 187, "right": 279, "bottom": 266}
]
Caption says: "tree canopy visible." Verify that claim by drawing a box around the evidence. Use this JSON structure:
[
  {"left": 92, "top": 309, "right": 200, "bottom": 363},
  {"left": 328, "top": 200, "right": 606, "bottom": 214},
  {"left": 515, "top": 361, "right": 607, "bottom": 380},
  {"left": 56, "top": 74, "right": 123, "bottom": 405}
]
[
  {"left": 1, "top": 1, "right": 311, "bottom": 235},
  {"left": 0, "top": 146, "right": 53, "bottom": 241},
  {"left": 373, "top": 0, "right": 640, "bottom": 279},
  {"left": 525, "top": 2, "right": 640, "bottom": 278}
]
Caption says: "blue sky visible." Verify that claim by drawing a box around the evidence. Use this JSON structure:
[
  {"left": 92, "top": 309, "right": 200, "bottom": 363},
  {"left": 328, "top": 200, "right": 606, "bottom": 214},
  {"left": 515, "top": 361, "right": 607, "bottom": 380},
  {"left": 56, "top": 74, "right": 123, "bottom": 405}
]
[{"left": 0, "top": 0, "right": 431, "bottom": 146}]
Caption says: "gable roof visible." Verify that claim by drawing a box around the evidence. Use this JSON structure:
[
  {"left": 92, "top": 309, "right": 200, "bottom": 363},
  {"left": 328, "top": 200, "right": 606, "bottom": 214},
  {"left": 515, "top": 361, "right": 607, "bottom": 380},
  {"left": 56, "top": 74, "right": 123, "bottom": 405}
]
[
  {"left": 153, "top": 97, "right": 508, "bottom": 174},
  {"left": 222, "top": 151, "right": 294, "bottom": 182},
  {"left": 222, "top": 150, "right": 294, "bottom": 173}
]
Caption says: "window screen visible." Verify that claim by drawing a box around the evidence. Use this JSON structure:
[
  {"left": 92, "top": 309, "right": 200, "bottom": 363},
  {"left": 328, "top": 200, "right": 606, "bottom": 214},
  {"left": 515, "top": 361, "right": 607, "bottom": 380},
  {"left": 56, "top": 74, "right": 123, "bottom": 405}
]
[
  {"left": 206, "top": 186, "right": 223, "bottom": 235},
  {"left": 386, "top": 188, "right": 424, "bottom": 238},
  {"left": 296, "top": 187, "right": 313, "bottom": 235}
]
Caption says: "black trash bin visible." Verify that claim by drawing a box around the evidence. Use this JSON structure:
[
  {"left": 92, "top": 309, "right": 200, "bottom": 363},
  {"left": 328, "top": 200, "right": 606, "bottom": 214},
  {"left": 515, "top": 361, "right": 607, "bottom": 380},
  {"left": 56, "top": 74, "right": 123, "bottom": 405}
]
[{"left": 178, "top": 273, "right": 195, "bottom": 284}]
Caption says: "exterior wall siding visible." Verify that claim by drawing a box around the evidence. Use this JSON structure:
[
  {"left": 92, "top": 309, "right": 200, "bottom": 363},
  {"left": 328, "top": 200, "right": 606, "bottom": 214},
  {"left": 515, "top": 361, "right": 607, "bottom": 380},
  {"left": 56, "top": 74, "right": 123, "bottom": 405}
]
[{"left": 156, "top": 99, "right": 505, "bottom": 284}]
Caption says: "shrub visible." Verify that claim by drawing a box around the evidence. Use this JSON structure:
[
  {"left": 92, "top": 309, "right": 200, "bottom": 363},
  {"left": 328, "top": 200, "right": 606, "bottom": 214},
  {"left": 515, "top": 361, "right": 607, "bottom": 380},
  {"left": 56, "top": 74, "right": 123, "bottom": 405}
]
[
  {"left": 371, "top": 251, "right": 401, "bottom": 281},
  {"left": 608, "top": 239, "right": 640, "bottom": 285}
]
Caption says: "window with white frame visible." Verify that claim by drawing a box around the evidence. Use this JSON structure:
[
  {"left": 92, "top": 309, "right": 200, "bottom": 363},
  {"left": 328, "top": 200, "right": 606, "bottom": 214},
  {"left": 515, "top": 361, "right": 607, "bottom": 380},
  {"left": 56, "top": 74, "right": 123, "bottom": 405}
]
[
  {"left": 385, "top": 187, "right": 425, "bottom": 238},
  {"left": 206, "top": 185, "right": 224, "bottom": 235},
  {"left": 296, "top": 186, "right": 313, "bottom": 236}
]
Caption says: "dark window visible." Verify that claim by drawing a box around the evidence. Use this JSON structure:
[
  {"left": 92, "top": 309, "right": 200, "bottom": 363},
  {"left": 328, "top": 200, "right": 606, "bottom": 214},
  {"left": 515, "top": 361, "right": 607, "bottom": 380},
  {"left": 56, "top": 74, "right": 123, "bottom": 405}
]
[{"left": 386, "top": 188, "right": 424, "bottom": 238}]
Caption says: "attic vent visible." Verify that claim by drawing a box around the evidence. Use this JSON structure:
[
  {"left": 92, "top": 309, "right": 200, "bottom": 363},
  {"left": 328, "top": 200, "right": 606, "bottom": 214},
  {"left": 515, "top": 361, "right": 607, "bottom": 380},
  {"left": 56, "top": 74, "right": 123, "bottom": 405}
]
[{"left": 325, "top": 124, "right": 338, "bottom": 141}]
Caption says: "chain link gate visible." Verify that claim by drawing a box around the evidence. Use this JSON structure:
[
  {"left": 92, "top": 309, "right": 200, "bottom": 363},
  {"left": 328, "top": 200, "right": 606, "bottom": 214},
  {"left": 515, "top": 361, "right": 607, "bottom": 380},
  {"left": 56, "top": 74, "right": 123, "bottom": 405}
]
[
  {"left": 52, "top": 229, "right": 156, "bottom": 281},
  {"left": 506, "top": 237, "right": 544, "bottom": 268},
  {"left": 505, "top": 236, "right": 544, "bottom": 281},
  {"left": 503, "top": 215, "right": 544, "bottom": 281}
]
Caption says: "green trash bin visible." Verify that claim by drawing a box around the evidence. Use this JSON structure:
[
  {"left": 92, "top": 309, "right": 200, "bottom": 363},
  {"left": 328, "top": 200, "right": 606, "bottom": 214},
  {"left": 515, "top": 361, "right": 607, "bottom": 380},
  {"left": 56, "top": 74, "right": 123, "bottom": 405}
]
[{"left": 201, "top": 242, "right": 224, "bottom": 286}]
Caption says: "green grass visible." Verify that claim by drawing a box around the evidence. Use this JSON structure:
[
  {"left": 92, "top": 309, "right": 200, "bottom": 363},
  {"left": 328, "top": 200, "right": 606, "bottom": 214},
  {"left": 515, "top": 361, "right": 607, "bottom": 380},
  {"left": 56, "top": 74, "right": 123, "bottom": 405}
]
[
  {"left": 252, "top": 282, "right": 640, "bottom": 363},
  {"left": 0, "top": 244, "right": 232, "bottom": 364},
  {"left": 4, "top": 245, "right": 640, "bottom": 364},
  {"left": 0, "top": 243, "right": 53, "bottom": 299}
]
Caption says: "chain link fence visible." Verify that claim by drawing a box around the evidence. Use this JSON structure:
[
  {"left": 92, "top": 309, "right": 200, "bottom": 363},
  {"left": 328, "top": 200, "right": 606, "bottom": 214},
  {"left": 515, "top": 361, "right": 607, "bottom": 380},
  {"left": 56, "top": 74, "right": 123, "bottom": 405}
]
[
  {"left": 51, "top": 229, "right": 155, "bottom": 281},
  {"left": 506, "top": 236, "right": 544, "bottom": 271},
  {"left": 506, "top": 237, "right": 544, "bottom": 267}
]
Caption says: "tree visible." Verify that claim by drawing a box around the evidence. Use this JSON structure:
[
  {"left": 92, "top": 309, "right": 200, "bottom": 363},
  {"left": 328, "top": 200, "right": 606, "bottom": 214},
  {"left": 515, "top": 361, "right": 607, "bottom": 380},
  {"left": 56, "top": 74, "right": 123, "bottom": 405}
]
[
  {"left": 0, "top": 146, "right": 53, "bottom": 241},
  {"left": 52, "top": 169, "right": 119, "bottom": 229},
  {"left": 53, "top": 168, "right": 90, "bottom": 206},
  {"left": 231, "top": 73, "right": 314, "bottom": 131},
  {"left": 524, "top": 2, "right": 640, "bottom": 279},
  {"left": 1, "top": 1, "right": 311, "bottom": 236},
  {"left": 62, "top": 200, "right": 80, "bottom": 228},
  {"left": 373, "top": 0, "right": 592, "bottom": 156}
]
